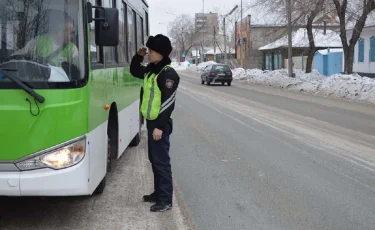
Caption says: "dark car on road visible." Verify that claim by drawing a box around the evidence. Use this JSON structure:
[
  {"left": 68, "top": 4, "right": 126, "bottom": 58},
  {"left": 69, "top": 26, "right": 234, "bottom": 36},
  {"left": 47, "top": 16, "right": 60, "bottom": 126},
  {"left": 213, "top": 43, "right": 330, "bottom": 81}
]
[{"left": 201, "top": 64, "right": 233, "bottom": 86}]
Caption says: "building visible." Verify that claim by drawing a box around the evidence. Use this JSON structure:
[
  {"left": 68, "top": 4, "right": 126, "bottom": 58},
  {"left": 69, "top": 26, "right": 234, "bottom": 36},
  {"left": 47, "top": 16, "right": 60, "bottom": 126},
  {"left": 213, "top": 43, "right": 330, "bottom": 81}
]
[
  {"left": 314, "top": 48, "right": 343, "bottom": 76},
  {"left": 244, "top": 10, "right": 340, "bottom": 69},
  {"left": 249, "top": 24, "right": 291, "bottom": 69},
  {"left": 205, "top": 47, "right": 235, "bottom": 62},
  {"left": 235, "top": 15, "right": 251, "bottom": 69},
  {"left": 195, "top": 12, "right": 219, "bottom": 35},
  {"left": 349, "top": 24, "right": 375, "bottom": 78},
  {"left": 259, "top": 28, "right": 342, "bottom": 71},
  {"left": 194, "top": 12, "right": 219, "bottom": 44}
]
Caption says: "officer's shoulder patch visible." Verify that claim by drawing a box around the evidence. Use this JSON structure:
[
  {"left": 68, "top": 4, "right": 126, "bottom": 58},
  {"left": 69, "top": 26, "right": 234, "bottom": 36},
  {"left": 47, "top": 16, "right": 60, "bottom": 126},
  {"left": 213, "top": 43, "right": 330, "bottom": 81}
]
[{"left": 165, "top": 79, "right": 174, "bottom": 89}]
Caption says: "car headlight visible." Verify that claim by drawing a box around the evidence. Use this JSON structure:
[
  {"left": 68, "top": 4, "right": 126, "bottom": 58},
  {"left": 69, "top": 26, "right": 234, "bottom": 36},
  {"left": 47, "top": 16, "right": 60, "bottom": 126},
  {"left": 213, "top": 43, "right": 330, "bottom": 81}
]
[{"left": 16, "top": 138, "right": 86, "bottom": 171}]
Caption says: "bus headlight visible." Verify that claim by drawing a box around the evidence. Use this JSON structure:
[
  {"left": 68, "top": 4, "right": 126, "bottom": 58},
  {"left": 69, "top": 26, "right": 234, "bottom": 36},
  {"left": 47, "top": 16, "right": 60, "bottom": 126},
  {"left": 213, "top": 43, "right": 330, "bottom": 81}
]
[{"left": 16, "top": 138, "right": 86, "bottom": 171}]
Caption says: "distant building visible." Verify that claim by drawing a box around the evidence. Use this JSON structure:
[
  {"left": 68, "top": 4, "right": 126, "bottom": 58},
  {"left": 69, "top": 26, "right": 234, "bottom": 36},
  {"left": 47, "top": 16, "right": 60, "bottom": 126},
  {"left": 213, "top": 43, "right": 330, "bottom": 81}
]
[
  {"left": 347, "top": 24, "right": 375, "bottom": 78},
  {"left": 194, "top": 12, "right": 218, "bottom": 45},
  {"left": 235, "top": 15, "right": 251, "bottom": 69},
  {"left": 314, "top": 48, "right": 343, "bottom": 76},
  {"left": 195, "top": 12, "right": 218, "bottom": 35},
  {"left": 258, "top": 28, "right": 342, "bottom": 71},
  {"left": 243, "top": 10, "right": 340, "bottom": 69}
]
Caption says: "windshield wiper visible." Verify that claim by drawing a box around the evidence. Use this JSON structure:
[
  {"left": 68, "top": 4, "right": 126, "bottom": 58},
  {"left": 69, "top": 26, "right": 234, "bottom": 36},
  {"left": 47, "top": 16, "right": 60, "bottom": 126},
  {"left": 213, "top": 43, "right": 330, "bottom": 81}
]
[{"left": 0, "top": 68, "right": 45, "bottom": 103}]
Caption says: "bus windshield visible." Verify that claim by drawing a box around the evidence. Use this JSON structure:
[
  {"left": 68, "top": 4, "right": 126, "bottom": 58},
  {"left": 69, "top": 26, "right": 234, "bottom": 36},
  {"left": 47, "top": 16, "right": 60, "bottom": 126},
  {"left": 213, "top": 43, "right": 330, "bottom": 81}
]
[{"left": 0, "top": 0, "right": 85, "bottom": 85}]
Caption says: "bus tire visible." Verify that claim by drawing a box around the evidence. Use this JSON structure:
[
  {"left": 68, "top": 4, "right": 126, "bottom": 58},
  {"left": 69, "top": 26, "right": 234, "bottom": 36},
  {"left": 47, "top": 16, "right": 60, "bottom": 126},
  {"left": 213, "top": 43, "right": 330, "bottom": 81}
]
[
  {"left": 106, "top": 137, "right": 112, "bottom": 172},
  {"left": 94, "top": 177, "right": 106, "bottom": 195},
  {"left": 130, "top": 120, "right": 141, "bottom": 147},
  {"left": 94, "top": 136, "right": 111, "bottom": 195},
  {"left": 130, "top": 132, "right": 141, "bottom": 146}
]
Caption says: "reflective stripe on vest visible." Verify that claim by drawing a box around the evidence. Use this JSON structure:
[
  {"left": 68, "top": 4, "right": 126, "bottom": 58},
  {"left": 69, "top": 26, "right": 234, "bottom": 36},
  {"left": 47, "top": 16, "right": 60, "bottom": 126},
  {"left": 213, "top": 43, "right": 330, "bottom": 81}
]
[
  {"left": 36, "top": 35, "right": 74, "bottom": 66},
  {"left": 141, "top": 64, "right": 175, "bottom": 120}
]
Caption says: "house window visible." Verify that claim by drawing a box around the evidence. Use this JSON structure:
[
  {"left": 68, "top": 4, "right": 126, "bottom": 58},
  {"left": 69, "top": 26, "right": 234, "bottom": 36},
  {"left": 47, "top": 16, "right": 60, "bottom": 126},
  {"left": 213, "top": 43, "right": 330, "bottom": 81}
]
[
  {"left": 370, "top": 36, "right": 375, "bottom": 62},
  {"left": 358, "top": 38, "right": 364, "bottom": 62}
]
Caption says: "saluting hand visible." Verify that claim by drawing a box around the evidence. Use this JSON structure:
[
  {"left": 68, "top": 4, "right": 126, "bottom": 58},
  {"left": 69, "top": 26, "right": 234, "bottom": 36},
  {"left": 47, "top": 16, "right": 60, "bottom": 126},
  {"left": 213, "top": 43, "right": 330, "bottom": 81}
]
[
  {"left": 137, "top": 47, "right": 147, "bottom": 57},
  {"left": 153, "top": 128, "right": 163, "bottom": 141}
]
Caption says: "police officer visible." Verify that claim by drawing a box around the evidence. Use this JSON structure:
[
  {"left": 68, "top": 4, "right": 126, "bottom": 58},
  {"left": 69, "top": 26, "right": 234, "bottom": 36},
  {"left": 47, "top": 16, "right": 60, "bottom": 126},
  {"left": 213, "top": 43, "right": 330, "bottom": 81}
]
[{"left": 130, "top": 34, "right": 180, "bottom": 212}]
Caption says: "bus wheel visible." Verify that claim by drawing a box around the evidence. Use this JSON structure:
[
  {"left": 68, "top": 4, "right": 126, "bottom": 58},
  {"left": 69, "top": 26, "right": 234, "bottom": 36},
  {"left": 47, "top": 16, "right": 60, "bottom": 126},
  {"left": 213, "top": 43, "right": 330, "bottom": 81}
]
[
  {"left": 130, "top": 117, "right": 142, "bottom": 147},
  {"left": 94, "top": 176, "right": 106, "bottom": 195},
  {"left": 94, "top": 136, "right": 111, "bottom": 195},
  {"left": 106, "top": 137, "right": 112, "bottom": 172}
]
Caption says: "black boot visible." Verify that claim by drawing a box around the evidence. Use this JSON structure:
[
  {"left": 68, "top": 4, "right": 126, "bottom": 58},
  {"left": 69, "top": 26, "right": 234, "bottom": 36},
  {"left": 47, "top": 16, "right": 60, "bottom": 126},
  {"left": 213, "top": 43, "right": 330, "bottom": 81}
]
[
  {"left": 150, "top": 201, "right": 172, "bottom": 212},
  {"left": 143, "top": 192, "right": 158, "bottom": 203}
]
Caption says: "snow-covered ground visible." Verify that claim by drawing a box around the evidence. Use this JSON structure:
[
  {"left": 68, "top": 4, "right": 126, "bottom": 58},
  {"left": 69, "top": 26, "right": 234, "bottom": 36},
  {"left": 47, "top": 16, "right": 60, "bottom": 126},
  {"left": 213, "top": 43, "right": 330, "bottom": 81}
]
[
  {"left": 172, "top": 60, "right": 217, "bottom": 71},
  {"left": 231, "top": 68, "right": 375, "bottom": 104},
  {"left": 195, "top": 61, "right": 217, "bottom": 71},
  {"left": 178, "top": 61, "right": 375, "bottom": 104},
  {"left": 171, "top": 61, "right": 191, "bottom": 71},
  {"left": 176, "top": 61, "right": 375, "bottom": 104}
]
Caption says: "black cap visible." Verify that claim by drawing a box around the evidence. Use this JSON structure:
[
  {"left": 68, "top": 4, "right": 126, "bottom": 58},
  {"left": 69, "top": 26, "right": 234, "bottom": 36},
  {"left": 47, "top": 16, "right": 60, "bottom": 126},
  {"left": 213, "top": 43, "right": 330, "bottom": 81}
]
[{"left": 146, "top": 34, "right": 173, "bottom": 57}]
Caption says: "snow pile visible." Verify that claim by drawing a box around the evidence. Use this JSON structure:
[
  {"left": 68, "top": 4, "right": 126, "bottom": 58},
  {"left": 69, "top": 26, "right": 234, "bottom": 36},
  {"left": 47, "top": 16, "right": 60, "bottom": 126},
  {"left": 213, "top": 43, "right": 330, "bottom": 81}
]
[
  {"left": 299, "top": 73, "right": 375, "bottom": 103},
  {"left": 232, "top": 68, "right": 264, "bottom": 80},
  {"left": 195, "top": 61, "right": 217, "bottom": 71},
  {"left": 259, "top": 28, "right": 342, "bottom": 50},
  {"left": 171, "top": 61, "right": 191, "bottom": 71},
  {"left": 233, "top": 68, "right": 375, "bottom": 104}
]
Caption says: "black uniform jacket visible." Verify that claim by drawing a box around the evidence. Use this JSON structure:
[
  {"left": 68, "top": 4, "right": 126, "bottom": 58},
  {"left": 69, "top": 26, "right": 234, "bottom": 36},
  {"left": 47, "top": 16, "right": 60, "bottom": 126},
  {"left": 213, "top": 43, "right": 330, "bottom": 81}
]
[{"left": 130, "top": 54, "right": 180, "bottom": 130}]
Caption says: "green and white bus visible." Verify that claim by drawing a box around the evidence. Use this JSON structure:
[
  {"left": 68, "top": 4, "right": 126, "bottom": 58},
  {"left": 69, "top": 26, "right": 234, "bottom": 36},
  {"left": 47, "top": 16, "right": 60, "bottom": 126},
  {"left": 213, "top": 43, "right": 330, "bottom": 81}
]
[{"left": 0, "top": 0, "right": 149, "bottom": 196}]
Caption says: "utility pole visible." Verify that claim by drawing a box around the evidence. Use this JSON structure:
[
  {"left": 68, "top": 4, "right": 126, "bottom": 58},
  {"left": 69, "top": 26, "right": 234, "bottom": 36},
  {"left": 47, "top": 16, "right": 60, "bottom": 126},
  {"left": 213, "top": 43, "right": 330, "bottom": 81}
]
[
  {"left": 240, "top": 0, "right": 243, "bottom": 68},
  {"left": 223, "top": 5, "right": 238, "bottom": 64},
  {"left": 213, "top": 26, "right": 216, "bottom": 61},
  {"left": 224, "top": 17, "right": 227, "bottom": 63},
  {"left": 200, "top": 0, "right": 205, "bottom": 63},
  {"left": 287, "top": 0, "right": 294, "bottom": 77},
  {"left": 175, "top": 40, "right": 178, "bottom": 63}
]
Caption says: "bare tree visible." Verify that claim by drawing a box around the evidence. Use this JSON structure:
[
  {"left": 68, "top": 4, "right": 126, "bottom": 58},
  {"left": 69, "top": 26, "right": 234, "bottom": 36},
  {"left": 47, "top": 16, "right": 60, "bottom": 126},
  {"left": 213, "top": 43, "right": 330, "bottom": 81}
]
[
  {"left": 2, "top": 0, "right": 49, "bottom": 49},
  {"left": 333, "top": 0, "right": 375, "bottom": 74},
  {"left": 167, "top": 14, "right": 195, "bottom": 59},
  {"left": 250, "top": 0, "right": 340, "bottom": 73},
  {"left": 213, "top": 3, "right": 253, "bottom": 62},
  {"left": 301, "top": 0, "right": 326, "bottom": 73}
]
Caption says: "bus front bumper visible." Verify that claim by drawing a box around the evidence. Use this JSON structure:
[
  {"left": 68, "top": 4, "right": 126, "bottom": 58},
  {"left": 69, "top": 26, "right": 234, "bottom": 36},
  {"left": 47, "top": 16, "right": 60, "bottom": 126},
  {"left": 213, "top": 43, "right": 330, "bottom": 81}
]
[{"left": 0, "top": 155, "right": 90, "bottom": 196}]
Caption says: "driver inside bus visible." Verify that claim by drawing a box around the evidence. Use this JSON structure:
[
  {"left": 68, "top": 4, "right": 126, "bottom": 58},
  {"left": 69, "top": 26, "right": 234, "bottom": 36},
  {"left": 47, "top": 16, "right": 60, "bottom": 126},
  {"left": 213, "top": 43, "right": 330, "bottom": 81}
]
[{"left": 11, "top": 16, "right": 79, "bottom": 71}]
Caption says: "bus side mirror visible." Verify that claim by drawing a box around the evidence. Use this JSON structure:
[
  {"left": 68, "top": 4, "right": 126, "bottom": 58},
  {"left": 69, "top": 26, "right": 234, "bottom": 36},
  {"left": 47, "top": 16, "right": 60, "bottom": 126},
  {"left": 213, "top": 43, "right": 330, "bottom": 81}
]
[{"left": 87, "top": 2, "right": 119, "bottom": 47}]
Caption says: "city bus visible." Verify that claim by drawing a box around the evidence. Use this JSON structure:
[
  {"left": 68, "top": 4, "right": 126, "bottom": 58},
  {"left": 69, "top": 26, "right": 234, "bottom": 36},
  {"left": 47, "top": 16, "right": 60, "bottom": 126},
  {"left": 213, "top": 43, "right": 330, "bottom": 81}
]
[{"left": 0, "top": 0, "right": 149, "bottom": 196}]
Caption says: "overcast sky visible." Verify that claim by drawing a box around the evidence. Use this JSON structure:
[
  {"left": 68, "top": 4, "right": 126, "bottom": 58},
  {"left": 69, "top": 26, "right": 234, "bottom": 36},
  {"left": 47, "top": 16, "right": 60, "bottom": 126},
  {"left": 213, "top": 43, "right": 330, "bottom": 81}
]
[{"left": 148, "top": 0, "right": 243, "bottom": 36}]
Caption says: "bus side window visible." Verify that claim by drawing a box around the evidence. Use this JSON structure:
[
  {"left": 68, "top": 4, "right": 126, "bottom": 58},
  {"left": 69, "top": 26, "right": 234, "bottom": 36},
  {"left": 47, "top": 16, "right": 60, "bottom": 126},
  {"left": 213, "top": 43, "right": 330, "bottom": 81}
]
[
  {"left": 127, "top": 6, "right": 136, "bottom": 62},
  {"left": 103, "top": 0, "right": 117, "bottom": 64},
  {"left": 145, "top": 10, "right": 149, "bottom": 38},
  {"left": 89, "top": 0, "right": 104, "bottom": 65},
  {"left": 137, "top": 14, "right": 144, "bottom": 49},
  {"left": 117, "top": 1, "right": 127, "bottom": 63}
]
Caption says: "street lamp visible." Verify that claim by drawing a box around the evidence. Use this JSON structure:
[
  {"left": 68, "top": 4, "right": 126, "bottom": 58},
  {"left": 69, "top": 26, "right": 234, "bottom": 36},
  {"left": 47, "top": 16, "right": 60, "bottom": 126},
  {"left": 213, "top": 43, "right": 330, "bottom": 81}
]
[{"left": 223, "top": 5, "right": 238, "bottom": 64}]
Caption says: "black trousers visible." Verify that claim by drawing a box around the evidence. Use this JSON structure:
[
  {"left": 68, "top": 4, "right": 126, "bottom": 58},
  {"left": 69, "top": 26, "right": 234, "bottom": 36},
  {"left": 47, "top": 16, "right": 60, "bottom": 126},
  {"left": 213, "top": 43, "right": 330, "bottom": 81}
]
[{"left": 146, "top": 118, "right": 173, "bottom": 203}]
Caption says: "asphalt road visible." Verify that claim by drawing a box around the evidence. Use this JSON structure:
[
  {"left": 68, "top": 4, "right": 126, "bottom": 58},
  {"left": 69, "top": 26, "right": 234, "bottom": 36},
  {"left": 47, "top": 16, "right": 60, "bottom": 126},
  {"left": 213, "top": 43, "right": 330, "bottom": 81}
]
[
  {"left": 0, "top": 128, "right": 195, "bottom": 230},
  {"left": 1, "top": 69, "right": 374, "bottom": 230},
  {"left": 170, "top": 70, "right": 375, "bottom": 230}
]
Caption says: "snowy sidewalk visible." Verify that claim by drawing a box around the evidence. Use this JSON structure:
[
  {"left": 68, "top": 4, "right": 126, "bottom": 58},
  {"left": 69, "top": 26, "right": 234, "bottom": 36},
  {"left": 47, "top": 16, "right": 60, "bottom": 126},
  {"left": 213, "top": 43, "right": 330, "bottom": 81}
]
[{"left": 231, "top": 68, "right": 375, "bottom": 104}]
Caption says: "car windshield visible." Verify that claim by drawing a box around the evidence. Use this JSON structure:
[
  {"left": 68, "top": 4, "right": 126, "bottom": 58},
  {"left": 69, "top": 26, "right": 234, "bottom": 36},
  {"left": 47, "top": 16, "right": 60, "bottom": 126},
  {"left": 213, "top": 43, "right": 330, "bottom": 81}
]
[
  {"left": 212, "top": 65, "right": 231, "bottom": 72},
  {"left": 0, "top": 0, "right": 85, "bottom": 84}
]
